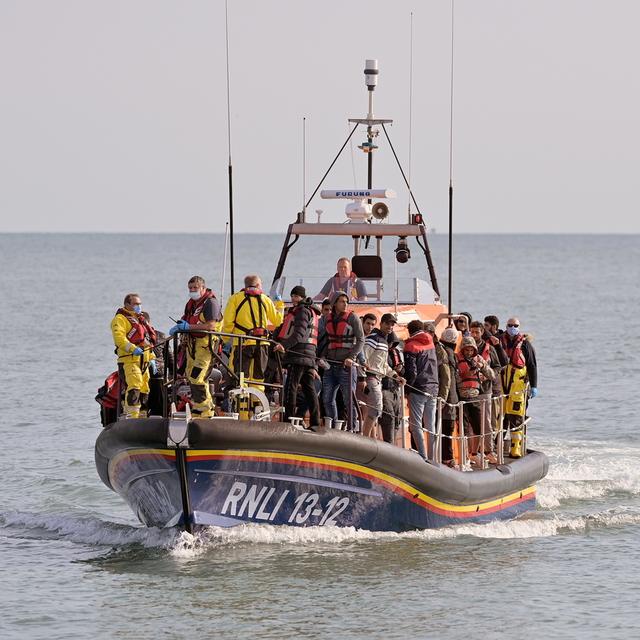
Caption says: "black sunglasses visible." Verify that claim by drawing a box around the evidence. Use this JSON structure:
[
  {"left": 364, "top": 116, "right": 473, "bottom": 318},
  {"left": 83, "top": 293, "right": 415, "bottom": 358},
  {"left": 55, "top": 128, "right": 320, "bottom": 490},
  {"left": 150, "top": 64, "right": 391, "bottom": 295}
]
[{"left": 507, "top": 323, "right": 520, "bottom": 328}]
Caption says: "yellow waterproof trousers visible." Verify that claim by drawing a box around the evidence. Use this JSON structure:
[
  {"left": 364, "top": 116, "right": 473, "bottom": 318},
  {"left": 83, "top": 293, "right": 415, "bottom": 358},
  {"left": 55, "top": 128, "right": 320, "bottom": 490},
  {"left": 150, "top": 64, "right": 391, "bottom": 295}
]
[
  {"left": 187, "top": 338, "right": 215, "bottom": 418},
  {"left": 121, "top": 361, "right": 150, "bottom": 418}
]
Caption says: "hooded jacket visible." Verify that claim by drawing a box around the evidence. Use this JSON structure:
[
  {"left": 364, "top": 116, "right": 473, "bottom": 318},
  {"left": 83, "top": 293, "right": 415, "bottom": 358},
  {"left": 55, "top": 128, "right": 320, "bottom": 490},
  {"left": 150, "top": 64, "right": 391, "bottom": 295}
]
[
  {"left": 276, "top": 300, "right": 319, "bottom": 369},
  {"left": 403, "top": 331, "right": 439, "bottom": 396}
]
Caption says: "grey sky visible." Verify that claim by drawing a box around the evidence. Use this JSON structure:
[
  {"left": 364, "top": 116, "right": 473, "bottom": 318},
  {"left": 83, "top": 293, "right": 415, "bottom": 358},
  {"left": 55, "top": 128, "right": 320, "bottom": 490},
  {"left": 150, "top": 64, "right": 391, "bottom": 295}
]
[{"left": 1, "top": 0, "right": 638, "bottom": 233}]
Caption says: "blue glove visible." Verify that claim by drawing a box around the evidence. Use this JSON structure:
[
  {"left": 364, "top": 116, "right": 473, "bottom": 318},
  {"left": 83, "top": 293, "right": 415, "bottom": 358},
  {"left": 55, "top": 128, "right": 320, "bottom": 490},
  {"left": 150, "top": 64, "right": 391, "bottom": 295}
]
[
  {"left": 530, "top": 387, "right": 538, "bottom": 399},
  {"left": 132, "top": 347, "right": 144, "bottom": 356},
  {"left": 169, "top": 320, "right": 190, "bottom": 336},
  {"left": 148, "top": 360, "right": 158, "bottom": 375}
]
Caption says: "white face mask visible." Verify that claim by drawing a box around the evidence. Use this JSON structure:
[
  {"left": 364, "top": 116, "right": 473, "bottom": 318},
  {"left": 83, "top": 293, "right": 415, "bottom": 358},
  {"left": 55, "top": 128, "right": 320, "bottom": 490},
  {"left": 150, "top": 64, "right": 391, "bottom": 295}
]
[
  {"left": 506, "top": 325, "right": 520, "bottom": 337},
  {"left": 189, "top": 291, "right": 201, "bottom": 300}
]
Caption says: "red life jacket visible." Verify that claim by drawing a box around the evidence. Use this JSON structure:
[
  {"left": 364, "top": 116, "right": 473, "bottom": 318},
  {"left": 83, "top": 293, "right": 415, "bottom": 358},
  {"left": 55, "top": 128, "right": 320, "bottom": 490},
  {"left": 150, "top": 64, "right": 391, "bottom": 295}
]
[
  {"left": 233, "top": 288, "right": 269, "bottom": 337},
  {"left": 326, "top": 311, "right": 356, "bottom": 350},
  {"left": 95, "top": 371, "right": 120, "bottom": 409},
  {"left": 116, "top": 309, "right": 157, "bottom": 346},
  {"left": 501, "top": 333, "right": 526, "bottom": 369},
  {"left": 456, "top": 352, "right": 481, "bottom": 391},
  {"left": 276, "top": 305, "right": 319, "bottom": 346},
  {"left": 331, "top": 272, "right": 360, "bottom": 299},
  {"left": 479, "top": 340, "right": 491, "bottom": 362},
  {"left": 182, "top": 288, "right": 217, "bottom": 338},
  {"left": 388, "top": 346, "right": 402, "bottom": 369}
]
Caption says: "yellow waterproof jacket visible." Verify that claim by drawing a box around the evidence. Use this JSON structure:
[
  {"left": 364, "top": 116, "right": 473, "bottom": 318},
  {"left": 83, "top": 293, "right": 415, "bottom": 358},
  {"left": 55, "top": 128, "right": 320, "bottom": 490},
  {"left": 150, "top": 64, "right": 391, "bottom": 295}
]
[
  {"left": 111, "top": 310, "right": 155, "bottom": 364},
  {"left": 222, "top": 289, "right": 284, "bottom": 346}
]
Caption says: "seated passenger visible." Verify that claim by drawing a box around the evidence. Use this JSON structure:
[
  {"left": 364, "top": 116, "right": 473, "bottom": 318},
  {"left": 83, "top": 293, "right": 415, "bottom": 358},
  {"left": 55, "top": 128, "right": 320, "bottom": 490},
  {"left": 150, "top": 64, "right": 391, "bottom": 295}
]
[{"left": 316, "top": 257, "right": 367, "bottom": 301}]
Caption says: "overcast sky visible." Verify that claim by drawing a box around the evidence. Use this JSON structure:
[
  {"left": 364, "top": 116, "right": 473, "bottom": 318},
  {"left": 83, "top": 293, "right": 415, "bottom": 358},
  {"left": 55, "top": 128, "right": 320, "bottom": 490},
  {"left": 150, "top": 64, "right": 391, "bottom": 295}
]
[{"left": 1, "top": 0, "right": 639, "bottom": 233}]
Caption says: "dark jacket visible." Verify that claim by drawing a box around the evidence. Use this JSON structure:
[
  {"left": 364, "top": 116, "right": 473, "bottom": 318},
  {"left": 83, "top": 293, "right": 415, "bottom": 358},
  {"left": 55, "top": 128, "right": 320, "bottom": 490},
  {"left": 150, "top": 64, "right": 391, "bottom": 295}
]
[
  {"left": 441, "top": 344, "right": 459, "bottom": 419},
  {"left": 278, "top": 302, "right": 318, "bottom": 369},
  {"left": 382, "top": 331, "right": 404, "bottom": 391},
  {"left": 476, "top": 339, "right": 503, "bottom": 395},
  {"left": 403, "top": 331, "right": 439, "bottom": 396}
]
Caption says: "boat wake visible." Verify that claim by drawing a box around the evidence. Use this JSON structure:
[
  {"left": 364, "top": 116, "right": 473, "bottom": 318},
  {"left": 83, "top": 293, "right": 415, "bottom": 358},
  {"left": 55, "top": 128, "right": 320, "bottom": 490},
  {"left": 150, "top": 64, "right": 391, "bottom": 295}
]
[{"left": 535, "top": 437, "right": 640, "bottom": 508}]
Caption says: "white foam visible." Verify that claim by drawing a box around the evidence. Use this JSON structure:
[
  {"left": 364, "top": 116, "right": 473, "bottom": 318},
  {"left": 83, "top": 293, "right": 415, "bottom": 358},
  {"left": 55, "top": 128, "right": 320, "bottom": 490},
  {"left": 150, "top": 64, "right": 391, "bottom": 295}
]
[
  {"left": 166, "top": 507, "right": 640, "bottom": 557},
  {"left": 535, "top": 438, "right": 640, "bottom": 508}
]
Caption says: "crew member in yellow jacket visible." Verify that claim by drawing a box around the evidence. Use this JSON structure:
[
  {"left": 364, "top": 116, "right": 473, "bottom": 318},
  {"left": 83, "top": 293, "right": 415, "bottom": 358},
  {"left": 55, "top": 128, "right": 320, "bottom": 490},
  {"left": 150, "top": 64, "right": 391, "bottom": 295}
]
[
  {"left": 222, "top": 274, "right": 284, "bottom": 388},
  {"left": 169, "top": 276, "right": 222, "bottom": 418},
  {"left": 111, "top": 293, "right": 157, "bottom": 418}
]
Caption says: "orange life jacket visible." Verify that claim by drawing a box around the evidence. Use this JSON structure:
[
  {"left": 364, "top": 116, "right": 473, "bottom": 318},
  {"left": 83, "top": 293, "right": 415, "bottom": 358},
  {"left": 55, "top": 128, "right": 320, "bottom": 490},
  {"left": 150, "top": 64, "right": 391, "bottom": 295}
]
[
  {"left": 276, "top": 305, "right": 319, "bottom": 345},
  {"left": 326, "top": 311, "right": 356, "bottom": 350},
  {"left": 182, "top": 288, "right": 217, "bottom": 338},
  {"left": 456, "top": 352, "right": 481, "bottom": 391},
  {"left": 501, "top": 333, "right": 526, "bottom": 369}
]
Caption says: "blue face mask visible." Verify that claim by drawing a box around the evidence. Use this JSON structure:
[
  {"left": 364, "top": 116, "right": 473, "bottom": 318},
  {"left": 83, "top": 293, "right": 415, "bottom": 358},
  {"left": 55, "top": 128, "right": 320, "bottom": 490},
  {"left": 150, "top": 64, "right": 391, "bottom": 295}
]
[
  {"left": 133, "top": 304, "right": 142, "bottom": 314},
  {"left": 506, "top": 325, "right": 520, "bottom": 337},
  {"left": 189, "top": 291, "right": 201, "bottom": 301}
]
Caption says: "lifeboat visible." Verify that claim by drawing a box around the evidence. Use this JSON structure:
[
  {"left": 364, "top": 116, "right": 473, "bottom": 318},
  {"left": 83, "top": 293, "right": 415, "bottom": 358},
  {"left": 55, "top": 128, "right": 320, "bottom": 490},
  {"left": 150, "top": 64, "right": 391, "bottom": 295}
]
[{"left": 95, "top": 59, "right": 548, "bottom": 533}]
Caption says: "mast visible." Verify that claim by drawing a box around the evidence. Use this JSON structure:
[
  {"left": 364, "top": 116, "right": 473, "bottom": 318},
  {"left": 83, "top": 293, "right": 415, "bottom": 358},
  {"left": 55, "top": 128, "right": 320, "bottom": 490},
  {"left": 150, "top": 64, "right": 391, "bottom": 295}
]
[
  {"left": 224, "top": 0, "right": 235, "bottom": 293},
  {"left": 363, "top": 60, "right": 378, "bottom": 201}
]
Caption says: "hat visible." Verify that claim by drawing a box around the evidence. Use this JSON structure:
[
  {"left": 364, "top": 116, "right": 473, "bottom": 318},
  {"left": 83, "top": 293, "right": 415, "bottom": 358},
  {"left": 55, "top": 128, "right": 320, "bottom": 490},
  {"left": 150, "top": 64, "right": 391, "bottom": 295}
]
[
  {"left": 330, "top": 291, "right": 349, "bottom": 306},
  {"left": 423, "top": 322, "right": 436, "bottom": 335},
  {"left": 290, "top": 285, "right": 306, "bottom": 298},
  {"left": 460, "top": 336, "right": 478, "bottom": 354},
  {"left": 440, "top": 327, "right": 459, "bottom": 345},
  {"left": 380, "top": 313, "right": 397, "bottom": 324}
]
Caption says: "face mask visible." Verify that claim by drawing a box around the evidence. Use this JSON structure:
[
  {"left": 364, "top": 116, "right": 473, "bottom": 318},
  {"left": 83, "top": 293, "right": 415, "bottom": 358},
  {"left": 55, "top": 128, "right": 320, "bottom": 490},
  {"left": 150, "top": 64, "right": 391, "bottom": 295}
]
[
  {"left": 506, "top": 325, "right": 520, "bottom": 337},
  {"left": 189, "top": 291, "right": 201, "bottom": 301},
  {"left": 133, "top": 304, "right": 142, "bottom": 314}
]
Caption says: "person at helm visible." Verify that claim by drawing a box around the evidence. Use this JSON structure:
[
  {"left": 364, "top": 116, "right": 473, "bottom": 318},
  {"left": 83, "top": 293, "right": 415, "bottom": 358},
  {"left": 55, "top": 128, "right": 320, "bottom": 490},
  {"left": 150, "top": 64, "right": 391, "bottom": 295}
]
[
  {"left": 111, "top": 293, "right": 157, "bottom": 419},
  {"left": 316, "top": 257, "right": 367, "bottom": 302},
  {"left": 169, "top": 276, "right": 221, "bottom": 419}
]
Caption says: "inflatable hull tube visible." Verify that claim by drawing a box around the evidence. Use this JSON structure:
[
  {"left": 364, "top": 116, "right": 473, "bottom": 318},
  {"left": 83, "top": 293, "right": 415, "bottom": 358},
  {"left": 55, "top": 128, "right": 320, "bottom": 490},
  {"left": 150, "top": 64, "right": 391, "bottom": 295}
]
[{"left": 95, "top": 418, "right": 548, "bottom": 532}]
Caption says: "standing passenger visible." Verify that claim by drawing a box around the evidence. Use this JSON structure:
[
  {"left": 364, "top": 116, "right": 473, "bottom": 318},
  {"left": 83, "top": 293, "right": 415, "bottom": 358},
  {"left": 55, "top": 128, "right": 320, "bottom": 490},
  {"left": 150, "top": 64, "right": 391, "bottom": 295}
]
[
  {"left": 456, "top": 336, "right": 495, "bottom": 464},
  {"left": 379, "top": 315, "right": 405, "bottom": 444},
  {"left": 319, "top": 292, "right": 364, "bottom": 431},
  {"left": 360, "top": 314, "right": 405, "bottom": 438},
  {"left": 273, "top": 286, "right": 321, "bottom": 429},
  {"left": 404, "top": 320, "right": 439, "bottom": 461},
  {"left": 439, "top": 327, "right": 460, "bottom": 466}
]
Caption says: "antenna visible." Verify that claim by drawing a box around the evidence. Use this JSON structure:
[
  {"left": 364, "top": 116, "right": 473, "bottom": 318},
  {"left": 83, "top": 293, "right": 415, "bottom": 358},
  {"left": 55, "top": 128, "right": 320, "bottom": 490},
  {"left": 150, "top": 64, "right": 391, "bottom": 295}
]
[
  {"left": 447, "top": 0, "right": 455, "bottom": 321},
  {"left": 224, "top": 0, "right": 235, "bottom": 293},
  {"left": 302, "top": 117, "right": 307, "bottom": 221},
  {"left": 408, "top": 12, "right": 414, "bottom": 221},
  {"left": 220, "top": 222, "right": 229, "bottom": 304}
]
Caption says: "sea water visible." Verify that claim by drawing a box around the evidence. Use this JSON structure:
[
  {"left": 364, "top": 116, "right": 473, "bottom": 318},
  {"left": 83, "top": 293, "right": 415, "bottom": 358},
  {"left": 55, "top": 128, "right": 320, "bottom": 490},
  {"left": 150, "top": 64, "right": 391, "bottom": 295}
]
[{"left": 0, "top": 233, "right": 639, "bottom": 640}]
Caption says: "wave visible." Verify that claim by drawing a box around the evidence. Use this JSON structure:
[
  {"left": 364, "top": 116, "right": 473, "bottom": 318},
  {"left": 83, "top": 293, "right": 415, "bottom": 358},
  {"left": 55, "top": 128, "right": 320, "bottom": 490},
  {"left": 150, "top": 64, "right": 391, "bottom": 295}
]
[
  {"left": 0, "top": 510, "right": 176, "bottom": 549},
  {"left": 3, "top": 504, "right": 638, "bottom": 557},
  {"left": 535, "top": 437, "right": 640, "bottom": 508}
]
